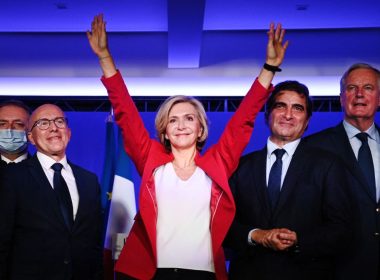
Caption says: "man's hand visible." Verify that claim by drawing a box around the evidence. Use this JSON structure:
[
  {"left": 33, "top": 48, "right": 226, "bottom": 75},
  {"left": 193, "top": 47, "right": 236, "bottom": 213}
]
[{"left": 251, "top": 228, "right": 297, "bottom": 251}]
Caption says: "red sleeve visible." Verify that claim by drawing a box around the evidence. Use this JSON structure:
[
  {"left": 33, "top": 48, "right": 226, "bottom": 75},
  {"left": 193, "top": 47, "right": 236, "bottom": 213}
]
[
  {"left": 101, "top": 71, "right": 151, "bottom": 174},
  {"left": 209, "top": 79, "right": 273, "bottom": 178}
]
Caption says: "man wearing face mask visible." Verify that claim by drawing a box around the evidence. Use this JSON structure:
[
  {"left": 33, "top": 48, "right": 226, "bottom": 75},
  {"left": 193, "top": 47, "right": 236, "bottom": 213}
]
[
  {"left": 0, "top": 103, "right": 103, "bottom": 280},
  {"left": 0, "top": 100, "right": 30, "bottom": 167}
]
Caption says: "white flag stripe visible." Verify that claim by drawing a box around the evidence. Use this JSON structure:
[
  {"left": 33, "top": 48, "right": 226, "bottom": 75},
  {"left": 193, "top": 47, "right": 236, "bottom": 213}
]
[{"left": 104, "top": 174, "right": 136, "bottom": 251}]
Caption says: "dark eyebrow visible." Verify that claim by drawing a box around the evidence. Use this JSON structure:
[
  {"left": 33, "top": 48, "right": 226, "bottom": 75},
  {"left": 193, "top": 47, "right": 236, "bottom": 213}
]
[
  {"left": 169, "top": 113, "right": 196, "bottom": 118},
  {"left": 0, "top": 119, "right": 25, "bottom": 122},
  {"left": 292, "top": 103, "right": 305, "bottom": 109},
  {"left": 273, "top": 101, "right": 286, "bottom": 106}
]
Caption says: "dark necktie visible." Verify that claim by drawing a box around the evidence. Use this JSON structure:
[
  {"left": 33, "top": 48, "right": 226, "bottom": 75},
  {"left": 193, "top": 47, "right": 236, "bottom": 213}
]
[
  {"left": 268, "top": 149, "right": 286, "bottom": 209},
  {"left": 51, "top": 163, "right": 74, "bottom": 229},
  {"left": 356, "top": 133, "right": 376, "bottom": 201}
]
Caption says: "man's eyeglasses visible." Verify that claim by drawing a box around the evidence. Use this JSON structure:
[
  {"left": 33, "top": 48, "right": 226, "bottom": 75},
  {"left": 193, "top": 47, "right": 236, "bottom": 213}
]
[{"left": 30, "top": 117, "right": 68, "bottom": 131}]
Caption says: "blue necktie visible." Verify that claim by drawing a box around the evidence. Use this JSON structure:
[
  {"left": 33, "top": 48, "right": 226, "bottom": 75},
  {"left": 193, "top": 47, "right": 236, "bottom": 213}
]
[
  {"left": 268, "top": 149, "right": 286, "bottom": 209},
  {"left": 51, "top": 163, "right": 74, "bottom": 229},
  {"left": 356, "top": 133, "right": 376, "bottom": 201}
]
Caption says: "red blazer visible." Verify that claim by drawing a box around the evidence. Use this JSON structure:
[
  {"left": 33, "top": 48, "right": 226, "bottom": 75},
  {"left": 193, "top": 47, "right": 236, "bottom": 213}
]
[{"left": 101, "top": 72, "right": 271, "bottom": 280}]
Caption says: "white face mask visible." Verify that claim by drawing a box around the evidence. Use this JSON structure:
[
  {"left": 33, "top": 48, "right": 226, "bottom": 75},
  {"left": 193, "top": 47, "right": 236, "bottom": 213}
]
[{"left": 0, "top": 129, "right": 28, "bottom": 154}]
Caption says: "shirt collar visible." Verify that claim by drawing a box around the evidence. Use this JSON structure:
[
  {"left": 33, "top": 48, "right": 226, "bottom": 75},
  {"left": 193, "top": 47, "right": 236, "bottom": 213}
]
[
  {"left": 36, "top": 151, "right": 69, "bottom": 171},
  {"left": 1, "top": 153, "right": 28, "bottom": 164},
  {"left": 343, "top": 120, "right": 379, "bottom": 142},
  {"left": 267, "top": 138, "right": 301, "bottom": 159}
]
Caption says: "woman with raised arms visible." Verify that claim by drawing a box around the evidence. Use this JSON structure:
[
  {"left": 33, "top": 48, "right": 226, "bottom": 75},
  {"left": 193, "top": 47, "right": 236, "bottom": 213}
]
[{"left": 87, "top": 15, "right": 288, "bottom": 280}]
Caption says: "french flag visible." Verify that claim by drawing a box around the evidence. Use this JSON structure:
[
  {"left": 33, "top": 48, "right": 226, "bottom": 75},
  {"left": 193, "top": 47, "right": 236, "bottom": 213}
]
[{"left": 101, "top": 117, "right": 137, "bottom": 280}]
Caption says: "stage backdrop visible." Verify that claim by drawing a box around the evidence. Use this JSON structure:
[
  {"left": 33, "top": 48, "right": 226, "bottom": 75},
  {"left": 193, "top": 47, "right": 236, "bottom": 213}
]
[{"left": 28, "top": 111, "right": 380, "bottom": 191}]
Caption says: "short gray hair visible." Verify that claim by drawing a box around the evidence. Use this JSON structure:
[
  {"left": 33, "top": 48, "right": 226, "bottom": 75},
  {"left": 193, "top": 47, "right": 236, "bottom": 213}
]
[{"left": 340, "top": 63, "right": 380, "bottom": 94}]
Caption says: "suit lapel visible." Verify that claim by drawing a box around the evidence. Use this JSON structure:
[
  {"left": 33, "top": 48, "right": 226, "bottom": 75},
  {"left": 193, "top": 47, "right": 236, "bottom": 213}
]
[
  {"left": 255, "top": 148, "right": 273, "bottom": 218},
  {"left": 274, "top": 141, "right": 306, "bottom": 216},
  {"left": 70, "top": 163, "right": 87, "bottom": 232},
  {"left": 333, "top": 124, "right": 361, "bottom": 173},
  {"left": 27, "top": 155, "right": 68, "bottom": 228},
  {"left": 334, "top": 123, "right": 376, "bottom": 201}
]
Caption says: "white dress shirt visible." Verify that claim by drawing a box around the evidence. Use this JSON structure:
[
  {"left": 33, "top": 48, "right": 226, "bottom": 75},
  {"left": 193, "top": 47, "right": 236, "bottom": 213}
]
[
  {"left": 36, "top": 151, "right": 80, "bottom": 219},
  {"left": 266, "top": 138, "right": 301, "bottom": 188}
]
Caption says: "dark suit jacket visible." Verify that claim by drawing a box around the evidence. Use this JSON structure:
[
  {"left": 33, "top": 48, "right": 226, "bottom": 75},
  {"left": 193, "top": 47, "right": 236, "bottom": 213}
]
[
  {"left": 0, "top": 155, "right": 103, "bottom": 280},
  {"left": 225, "top": 140, "right": 353, "bottom": 280},
  {"left": 305, "top": 122, "right": 380, "bottom": 280},
  {"left": 0, "top": 158, "right": 6, "bottom": 169},
  {"left": 0, "top": 154, "right": 29, "bottom": 187}
]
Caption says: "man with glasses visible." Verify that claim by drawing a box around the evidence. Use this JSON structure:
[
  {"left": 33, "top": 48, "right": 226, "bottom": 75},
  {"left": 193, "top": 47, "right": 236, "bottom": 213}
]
[{"left": 0, "top": 104, "right": 103, "bottom": 280}]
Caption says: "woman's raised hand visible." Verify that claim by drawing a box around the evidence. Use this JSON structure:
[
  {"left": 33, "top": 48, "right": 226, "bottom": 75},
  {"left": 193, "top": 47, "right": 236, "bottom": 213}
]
[
  {"left": 86, "top": 14, "right": 117, "bottom": 77},
  {"left": 266, "top": 23, "right": 289, "bottom": 67},
  {"left": 86, "top": 14, "right": 110, "bottom": 59}
]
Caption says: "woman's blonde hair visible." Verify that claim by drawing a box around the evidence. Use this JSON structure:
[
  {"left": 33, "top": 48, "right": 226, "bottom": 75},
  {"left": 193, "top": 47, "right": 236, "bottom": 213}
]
[{"left": 155, "top": 95, "right": 209, "bottom": 152}]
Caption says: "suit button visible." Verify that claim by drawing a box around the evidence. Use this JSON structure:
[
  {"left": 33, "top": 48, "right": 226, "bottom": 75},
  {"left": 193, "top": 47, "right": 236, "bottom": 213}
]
[
  {"left": 64, "top": 260, "right": 70, "bottom": 265},
  {"left": 174, "top": 268, "right": 178, "bottom": 273},
  {"left": 374, "top": 232, "right": 380, "bottom": 237},
  {"left": 376, "top": 208, "right": 380, "bottom": 212}
]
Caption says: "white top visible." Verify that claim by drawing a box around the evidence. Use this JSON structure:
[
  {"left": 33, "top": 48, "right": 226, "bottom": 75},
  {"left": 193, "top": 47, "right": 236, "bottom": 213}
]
[
  {"left": 155, "top": 162, "right": 214, "bottom": 272},
  {"left": 36, "top": 151, "right": 80, "bottom": 219}
]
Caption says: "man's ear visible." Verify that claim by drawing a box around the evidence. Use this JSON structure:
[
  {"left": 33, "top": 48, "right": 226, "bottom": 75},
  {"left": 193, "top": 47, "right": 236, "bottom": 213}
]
[
  {"left": 67, "top": 127, "right": 72, "bottom": 142},
  {"left": 27, "top": 132, "right": 35, "bottom": 146},
  {"left": 339, "top": 92, "right": 344, "bottom": 107}
]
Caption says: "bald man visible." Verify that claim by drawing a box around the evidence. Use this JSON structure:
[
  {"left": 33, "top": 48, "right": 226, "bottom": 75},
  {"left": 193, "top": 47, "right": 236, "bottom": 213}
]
[{"left": 0, "top": 104, "right": 103, "bottom": 280}]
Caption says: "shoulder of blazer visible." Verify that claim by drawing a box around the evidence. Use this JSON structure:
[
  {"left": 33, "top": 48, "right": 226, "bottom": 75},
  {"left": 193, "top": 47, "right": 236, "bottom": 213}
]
[
  {"left": 238, "top": 147, "right": 266, "bottom": 168},
  {"left": 230, "top": 148, "right": 267, "bottom": 184},
  {"left": 305, "top": 122, "right": 343, "bottom": 142},
  {"left": 296, "top": 138, "right": 340, "bottom": 162},
  {"left": 68, "top": 161, "right": 98, "bottom": 179},
  {"left": 68, "top": 161, "right": 101, "bottom": 199}
]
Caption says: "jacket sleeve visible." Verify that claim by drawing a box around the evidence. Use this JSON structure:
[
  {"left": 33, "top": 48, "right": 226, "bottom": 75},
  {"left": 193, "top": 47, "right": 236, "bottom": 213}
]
[
  {"left": 223, "top": 169, "right": 256, "bottom": 251},
  {"left": 207, "top": 79, "right": 272, "bottom": 178},
  {"left": 101, "top": 71, "right": 152, "bottom": 175}
]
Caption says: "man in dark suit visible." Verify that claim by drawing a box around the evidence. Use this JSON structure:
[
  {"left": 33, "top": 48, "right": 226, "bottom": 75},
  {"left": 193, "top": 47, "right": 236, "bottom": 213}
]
[
  {"left": 225, "top": 81, "right": 353, "bottom": 280},
  {"left": 0, "top": 100, "right": 30, "bottom": 165},
  {"left": 305, "top": 63, "right": 380, "bottom": 280},
  {"left": 0, "top": 104, "right": 103, "bottom": 280}
]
